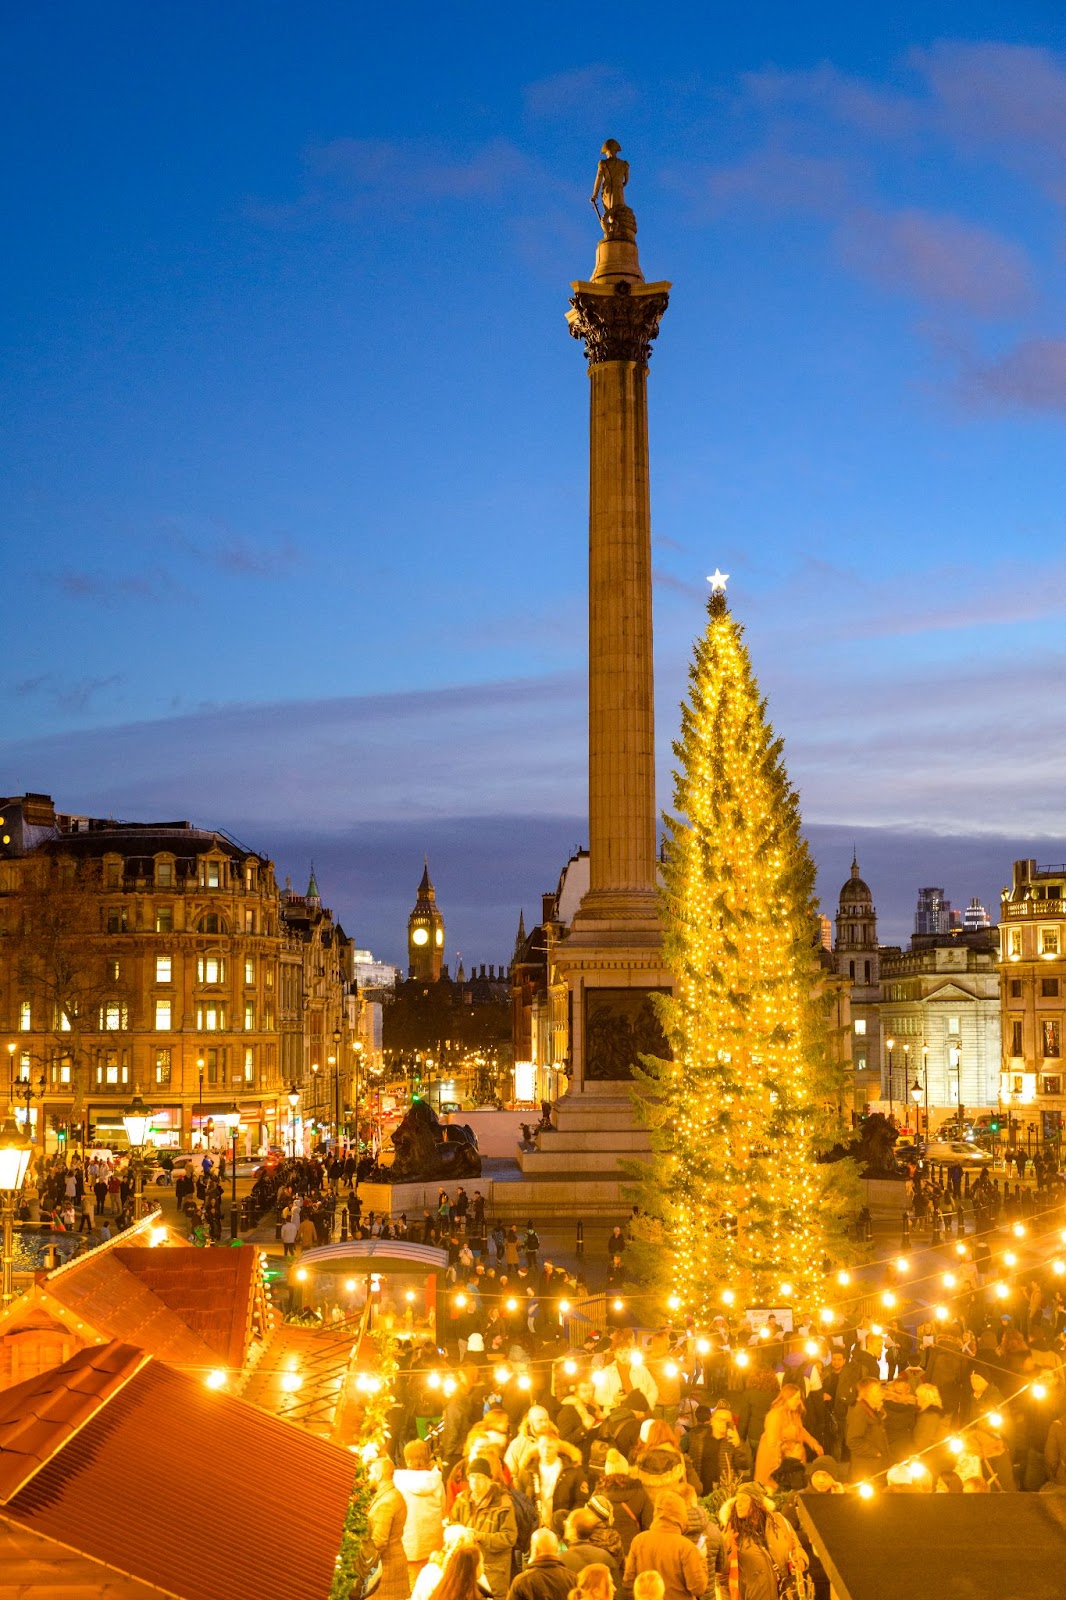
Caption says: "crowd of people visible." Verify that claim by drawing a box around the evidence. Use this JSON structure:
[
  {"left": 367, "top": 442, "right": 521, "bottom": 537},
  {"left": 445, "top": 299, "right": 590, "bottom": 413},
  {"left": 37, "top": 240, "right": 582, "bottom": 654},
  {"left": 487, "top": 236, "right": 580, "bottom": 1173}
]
[
  {"left": 348, "top": 1179, "right": 1066, "bottom": 1600},
  {"left": 17, "top": 1151, "right": 142, "bottom": 1240}
]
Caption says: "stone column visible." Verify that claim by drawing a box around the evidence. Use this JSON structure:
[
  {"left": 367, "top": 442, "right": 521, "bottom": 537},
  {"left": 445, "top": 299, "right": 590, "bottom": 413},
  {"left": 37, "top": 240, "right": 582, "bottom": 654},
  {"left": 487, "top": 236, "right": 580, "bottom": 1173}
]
[{"left": 567, "top": 277, "right": 669, "bottom": 925}]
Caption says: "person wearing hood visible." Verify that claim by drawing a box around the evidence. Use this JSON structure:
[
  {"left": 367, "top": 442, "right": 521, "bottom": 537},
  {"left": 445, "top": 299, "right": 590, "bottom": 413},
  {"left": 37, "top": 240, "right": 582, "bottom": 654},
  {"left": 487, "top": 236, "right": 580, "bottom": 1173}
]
[
  {"left": 517, "top": 1431, "right": 589, "bottom": 1533},
  {"left": 395, "top": 1438, "right": 445, "bottom": 1587},
  {"left": 591, "top": 1448, "right": 654, "bottom": 1555},
  {"left": 632, "top": 1419, "right": 701, "bottom": 1497},
  {"left": 623, "top": 1489, "right": 708, "bottom": 1600}
]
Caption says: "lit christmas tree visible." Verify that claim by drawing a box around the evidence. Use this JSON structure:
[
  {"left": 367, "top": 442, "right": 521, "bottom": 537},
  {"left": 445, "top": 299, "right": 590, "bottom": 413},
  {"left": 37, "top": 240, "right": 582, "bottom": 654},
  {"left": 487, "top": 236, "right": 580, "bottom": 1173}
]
[{"left": 632, "top": 573, "right": 857, "bottom": 1318}]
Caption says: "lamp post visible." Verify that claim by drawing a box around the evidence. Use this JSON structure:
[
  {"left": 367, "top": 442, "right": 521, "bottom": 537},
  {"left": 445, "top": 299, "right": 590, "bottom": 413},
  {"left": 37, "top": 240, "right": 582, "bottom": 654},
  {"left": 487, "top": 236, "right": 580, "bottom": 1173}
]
[
  {"left": 121, "top": 1092, "right": 154, "bottom": 1223},
  {"left": 196, "top": 1056, "right": 205, "bottom": 1150},
  {"left": 922, "top": 1044, "right": 930, "bottom": 1141},
  {"left": 286, "top": 1084, "right": 299, "bottom": 1158},
  {"left": 225, "top": 1101, "right": 241, "bottom": 1239},
  {"left": 950, "top": 1043, "right": 964, "bottom": 1131},
  {"left": 885, "top": 1037, "right": 895, "bottom": 1120},
  {"left": 332, "top": 1027, "right": 342, "bottom": 1145},
  {"left": 352, "top": 1042, "right": 364, "bottom": 1205},
  {"left": 310, "top": 1062, "right": 320, "bottom": 1148},
  {"left": 0, "top": 1112, "right": 33, "bottom": 1305}
]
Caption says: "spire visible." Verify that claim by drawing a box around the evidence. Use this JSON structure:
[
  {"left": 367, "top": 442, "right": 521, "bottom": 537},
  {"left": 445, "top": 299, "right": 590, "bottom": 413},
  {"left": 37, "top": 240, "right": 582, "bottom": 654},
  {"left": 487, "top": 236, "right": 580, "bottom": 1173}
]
[
  {"left": 851, "top": 850, "right": 860, "bottom": 879},
  {"left": 515, "top": 908, "right": 527, "bottom": 949},
  {"left": 307, "top": 863, "right": 320, "bottom": 903},
  {"left": 419, "top": 855, "right": 433, "bottom": 895}
]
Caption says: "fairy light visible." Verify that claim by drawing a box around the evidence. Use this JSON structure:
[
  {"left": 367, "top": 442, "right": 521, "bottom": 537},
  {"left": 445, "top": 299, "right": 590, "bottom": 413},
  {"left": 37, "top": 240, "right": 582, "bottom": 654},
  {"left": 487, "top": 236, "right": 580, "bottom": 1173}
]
[
  {"left": 696, "top": 1338, "right": 711, "bottom": 1356},
  {"left": 454, "top": 1292, "right": 468, "bottom": 1310},
  {"left": 345, "top": 1279, "right": 356, "bottom": 1293},
  {"left": 1053, "top": 1261, "right": 1065, "bottom": 1276},
  {"left": 559, "top": 1299, "right": 571, "bottom": 1314},
  {"left": 1003, "top": 1251, "right": 1018, "bottom": 1268},
  {"left": 947, "top": 1436, "right": 963, "bottom": 1455},
  {"left": 667, "top": 1293, "right": 682, "bottom": 1311},
  {"left": 988, "top": 1411, "right": 1003, "bottom": 1429},
  {"left": 206, "top": 1369, "right": 226, "bottom": 1389},
  {"left": 612, "top": 1299, "right": 624, "bottom": 1313},
  {"left": 1013, "top": 1223, "right": 1026, "bottom": 1239},
  {"left": 934, "top": 1305, "right": 949, "bottom": 1322},
  {"left": 836, "top": 1270, "right": 851, "bottom": 1287},
  {"left": 427, "top": 1372, "right": 442, "bottom": 1390},
  {"left": 881, "top": 1291, "right": 897, "bottom": 1309},
  {"left": 819, "top": 1308, "right": 835, "bottom": 1326},
  {"left": 664, "top": 1361, "right": 680, "bottom": 1379},
  {"left": 405, "top": 1290, "right": 416, "bottom": 1303},
  {"left": 942, "top": 1272, "right": 957, "bottom": 1290},
  {"left": 858, "top": 1482, "right": 874, "bottom": 1501},
  {"left": 734, "top": 1349, "right": 750, "bottom": 1368},
  {"left": 517, "top": 1374, "right": 531, "bottom": 1391},
  {"left": 295, "top": 1268, "right": 308, "bottom": 1283},
  {"left": 637, "top": 584, "right": 842, "bottom": 1316},
  {"left": 493, "top": 1366, "right": 511, "bottom": 1386},
  {"left": 629, "top": 1349, "right": 644, "bottom": 1368},
  {"left": 895, "top": 1257, "right": 909, "bottom": 1274},
  {"left": 993, "top": 1283, "right": 1009, "bottom": 1301},
  {"left": 1032, "top": 1382, "right": 1049, "bottom": 1401}
]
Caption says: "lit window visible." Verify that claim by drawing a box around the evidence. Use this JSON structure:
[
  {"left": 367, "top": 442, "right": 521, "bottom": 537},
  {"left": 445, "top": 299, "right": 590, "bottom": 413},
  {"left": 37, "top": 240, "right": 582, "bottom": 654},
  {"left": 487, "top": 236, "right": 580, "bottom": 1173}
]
[
  {"left": 244, "top": 863, "right": 256, "bottom": 889},
  {"left": 156, "top": 907, "right": 173, "bottom": 933},
  {"left": 156, "top": 861, "right": 173, "bottom": 887},
  {"left": 1011, "top": 1020, "right": 1023, "bottom": 1057},
  {"left": 100, "top": 1002, "right": 128, "bottom": 1032},
  {"left": 947, "top": 1016, "right": 960, "bottom": 1036},
  {"left": 245, "top": 909, "right": 255, "bottom": 932},
  {"left": 19, "top": 1002, "right": 31, "bottom": 1031},
  {"left": 244, "top": 1002, "right": 254, "bottom": 1031},
  {"left": 202, "top": 860, "right": 222, "bottom": 889},
  {"left": 52, "top": 1005, "right": 72, "bottom": 1033},
  {"left": 853, "top": 1019, "right": 867, "bottom": 1036},
  {"left": 106, "top": 907, "right": 128, "bottom": 934},
  {"left": 1044, "top": 1021, "right": 1061, "bottom": 1059},
  {"left": 155, "top": 1000, "right": 172, "bottom": 1031},
  {"left": 244, "top": 958, "right": 255, "bottom": 985},
  {"left": 156, "top": 956, "right": 172, "bottom": 984},
  {"left": 107, "top": 958, "right": 121, "bottom": 982},
  {"left": 16, "top": 1053, "right": 30, "bottom": 1084},
  {"left": 244, "top": 1047, "right": 254, "bottom": 1084},
  {"left": 1010, "top": 929, "right": 1022, "bottom": 956},
  {"left": 1043, "top": 1075, "right": 1062, "bottom": 1096},
  {"left": 197, "top": 956, "right": 224, "bottom": 984},
  {"left": 1043, "top": 928, "right": 1060, "bottom": 956},
  {"left": 56, "top": 1056, "right": 71, "bottom": 1085},
  {"left": 197, "top": 1005, "right": 223, "bottom": 1031},
  {"left": 155, "top": 1048, "right": 172, "bottom": 1086}
]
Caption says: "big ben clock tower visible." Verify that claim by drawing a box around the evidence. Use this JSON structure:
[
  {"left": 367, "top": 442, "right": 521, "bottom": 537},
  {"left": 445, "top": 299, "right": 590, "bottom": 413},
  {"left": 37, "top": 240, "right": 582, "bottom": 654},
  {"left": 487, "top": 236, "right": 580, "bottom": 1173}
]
[{"left": 407, "top": 857, "right": 445, "bottom": 981}]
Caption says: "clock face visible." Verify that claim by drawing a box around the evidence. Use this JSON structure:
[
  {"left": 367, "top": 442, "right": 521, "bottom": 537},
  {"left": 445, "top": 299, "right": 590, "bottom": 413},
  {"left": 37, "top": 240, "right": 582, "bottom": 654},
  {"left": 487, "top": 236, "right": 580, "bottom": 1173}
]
[
  {"left": 435, "top": 929, "right": 444, "bottom": 947},
  {"left": 412, "top": 927, "right": 429, "bottom": 947}
]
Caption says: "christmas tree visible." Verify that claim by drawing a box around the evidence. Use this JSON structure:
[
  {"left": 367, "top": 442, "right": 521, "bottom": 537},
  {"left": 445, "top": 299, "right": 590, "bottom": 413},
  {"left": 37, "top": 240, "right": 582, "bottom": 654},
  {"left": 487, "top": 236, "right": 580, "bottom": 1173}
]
[{"left": 632, "top": 576, "right": 857, "bottom": 1318}]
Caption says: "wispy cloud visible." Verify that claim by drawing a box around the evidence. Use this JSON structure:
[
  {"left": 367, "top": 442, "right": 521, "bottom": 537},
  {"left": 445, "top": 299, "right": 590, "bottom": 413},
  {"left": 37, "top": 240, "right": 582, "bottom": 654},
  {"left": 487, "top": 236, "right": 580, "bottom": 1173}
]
[
  {"left": 247, "top": 137, "right": 529, "bottom": 227},
  {"left": 959, "top": 337, "right": 1066, "bottom": 412},
  {"left": 523, "top": 64, "right": 637, "bottom": 121},
  {"left": 13, "top": 673, "right": 124, "bottom": 714},
  {"left": 836, "top": 206, "right": 1033, "bottom": 315}
]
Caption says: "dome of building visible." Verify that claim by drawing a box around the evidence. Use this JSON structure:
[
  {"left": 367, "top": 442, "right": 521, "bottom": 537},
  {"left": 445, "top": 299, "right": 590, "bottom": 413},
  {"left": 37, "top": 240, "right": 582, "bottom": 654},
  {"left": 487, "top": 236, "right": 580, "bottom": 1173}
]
[{"left": 838, "top": 855, "right": 872, "bottom": 904}]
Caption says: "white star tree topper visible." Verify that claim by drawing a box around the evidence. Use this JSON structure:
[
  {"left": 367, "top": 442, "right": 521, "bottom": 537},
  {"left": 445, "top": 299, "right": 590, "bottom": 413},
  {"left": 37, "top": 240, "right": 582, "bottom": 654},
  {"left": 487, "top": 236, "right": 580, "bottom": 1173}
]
[{"left": 707, "top": 568, "right": 730, "bottom": 594}]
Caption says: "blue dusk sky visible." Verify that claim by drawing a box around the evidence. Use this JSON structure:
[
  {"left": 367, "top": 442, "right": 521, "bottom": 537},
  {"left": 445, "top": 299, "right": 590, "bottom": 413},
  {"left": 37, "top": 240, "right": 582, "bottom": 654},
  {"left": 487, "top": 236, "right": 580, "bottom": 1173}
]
[{"left": 3, "top": 2, "right": 1066, "bottom": 968}]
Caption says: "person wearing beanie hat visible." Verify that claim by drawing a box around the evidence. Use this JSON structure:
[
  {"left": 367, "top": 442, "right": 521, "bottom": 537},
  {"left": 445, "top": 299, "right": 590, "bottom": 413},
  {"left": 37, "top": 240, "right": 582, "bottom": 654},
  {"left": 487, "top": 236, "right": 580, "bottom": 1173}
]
[
  {"left": 450, "top": 1456, "right": 519, "bottom": 1600},
  {"left": 591, "top": 1449, "right": 654, "bottom": 1557}
]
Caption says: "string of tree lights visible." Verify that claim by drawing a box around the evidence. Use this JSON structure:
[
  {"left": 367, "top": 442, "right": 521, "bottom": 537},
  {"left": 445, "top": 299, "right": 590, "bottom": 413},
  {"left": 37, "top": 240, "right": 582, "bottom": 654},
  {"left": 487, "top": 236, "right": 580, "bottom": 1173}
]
[{"left": 630, "top": 579, "right": 860, "bottom": 1315}]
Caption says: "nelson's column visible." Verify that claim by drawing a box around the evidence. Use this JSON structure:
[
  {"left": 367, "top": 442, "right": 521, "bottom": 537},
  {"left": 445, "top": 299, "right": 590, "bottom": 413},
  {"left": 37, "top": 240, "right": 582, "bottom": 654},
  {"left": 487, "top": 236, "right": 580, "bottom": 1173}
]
[{"left": 518, "top": 141, "right": 671, "bottom": 1213}]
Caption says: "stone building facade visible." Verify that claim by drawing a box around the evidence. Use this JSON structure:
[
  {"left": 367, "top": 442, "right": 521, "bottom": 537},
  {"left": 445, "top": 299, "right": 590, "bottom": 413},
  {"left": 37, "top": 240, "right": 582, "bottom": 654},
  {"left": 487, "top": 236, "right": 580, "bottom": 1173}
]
[
  {"left": 0, "top": 793, "right": 351, "bottom": 1156},
  {"left": 833, "top": 856, "right": 883, "bottom": 1109},
  {"left": 999, "top": 857, "right": 1066, "bottom": 1143}
]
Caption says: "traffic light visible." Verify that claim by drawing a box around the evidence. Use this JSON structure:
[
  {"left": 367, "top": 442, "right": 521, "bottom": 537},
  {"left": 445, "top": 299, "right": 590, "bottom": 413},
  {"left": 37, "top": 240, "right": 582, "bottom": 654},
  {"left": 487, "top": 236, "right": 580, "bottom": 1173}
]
[{"left": 989, "top": 1117, "right": 1000, "bottom": 1133}]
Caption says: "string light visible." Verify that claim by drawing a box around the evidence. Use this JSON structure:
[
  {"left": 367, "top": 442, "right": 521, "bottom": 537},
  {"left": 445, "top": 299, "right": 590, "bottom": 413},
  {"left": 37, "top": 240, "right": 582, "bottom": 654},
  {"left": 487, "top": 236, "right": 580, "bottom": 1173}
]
[{"left": 858, "top": 1482, "right": 874, "bottom": 1501}]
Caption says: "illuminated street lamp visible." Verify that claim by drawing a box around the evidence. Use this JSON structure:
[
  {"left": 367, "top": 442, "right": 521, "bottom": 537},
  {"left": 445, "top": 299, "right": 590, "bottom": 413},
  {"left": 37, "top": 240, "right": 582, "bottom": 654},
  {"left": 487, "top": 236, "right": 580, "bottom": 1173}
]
[
  {"left": 287, "top": 1084, "right": 299, "bottom": 1157},
  {"left": 121, "top": 1092, "right": 154, "bottom": 1221},
  {"left": 225, "top": 1101, "right": 242, "bottom": 1239},
  {"left": 0, "top": 1112, "right": 32, "bottom": 1304}
]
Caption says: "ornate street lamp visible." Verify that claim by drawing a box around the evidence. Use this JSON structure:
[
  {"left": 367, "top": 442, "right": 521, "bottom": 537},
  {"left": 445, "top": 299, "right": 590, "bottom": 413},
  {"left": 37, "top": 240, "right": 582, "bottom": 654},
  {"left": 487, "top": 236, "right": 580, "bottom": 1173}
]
[
  {"left": 225, "top": 1101, "right": 242, "bottom": 1239},
  {"left": 121, "top": 1092, "right": 154, "bottom": 1222},
  {"left": 0, "top": 1112, "right": 33, "bottom": 1304}
]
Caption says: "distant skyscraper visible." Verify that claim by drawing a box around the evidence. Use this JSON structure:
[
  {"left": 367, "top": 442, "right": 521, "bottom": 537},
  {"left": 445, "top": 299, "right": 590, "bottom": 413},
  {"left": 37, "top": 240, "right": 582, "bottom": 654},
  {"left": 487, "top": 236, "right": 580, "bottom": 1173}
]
[
  {"left": 914, "top": 886, "right": 952, "bottom": 938},
  {"left": 963, "top": 897, "right": 991, "bottom": 931}
]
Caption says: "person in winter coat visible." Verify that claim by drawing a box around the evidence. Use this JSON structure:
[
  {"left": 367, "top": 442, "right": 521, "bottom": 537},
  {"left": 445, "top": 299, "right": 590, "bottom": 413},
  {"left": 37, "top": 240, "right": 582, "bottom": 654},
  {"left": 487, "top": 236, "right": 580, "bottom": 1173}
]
[
  {"left": 714, "top": 1484, "right": 805, "bottom": 1600},
  {"left": 557, "top": 1382, "right": 605, "bottom": 1465},
  {"left": 845, "top": 1380, "right": 892, "bottom": 1483},
  {"left": 753, "top": 1386, "right": 821, "bottom": 1486},
  {"left": 451, "top": 1458, "right": 519, "bottom": 1599},
  {"left": 582, "top": 1494, "right": 626, "bottom": 1571},
  {"left": 880, "top": 1380, "right": 917, "bottom": 1465},
  {"left": 367, "top": 1456, "right": 409, "bottom": 1600},
  {"left": 911, "top": 1383, "right": 950, "bottom": 1477},
  {"left": 623, "top": 1490, "right": 708, "bottom": 1600},
  {"left": 395, "top": 1438, "right": 445, "bottom": 1587},
  {"left": 591, "top": 1449, "right": 654, "bottom": 1556},
  {"left": 560, "top": 1509, "right": 620, "bottom": 1582},
  {"left": 632, "top": 1420, "right": 701, "bottom": 1497},
  {"left": 507, "top": 1529, "right": 574, "bottom": 1600},
  {"left": 736, "top": 1370, "right": 779, "bottom": 1460},
  {"left": 517, "top": 1434, "right": 589, "bottom": 1533},
  {"left": 691, "top": 1404, "right": 751, "bottom": 1494}
]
